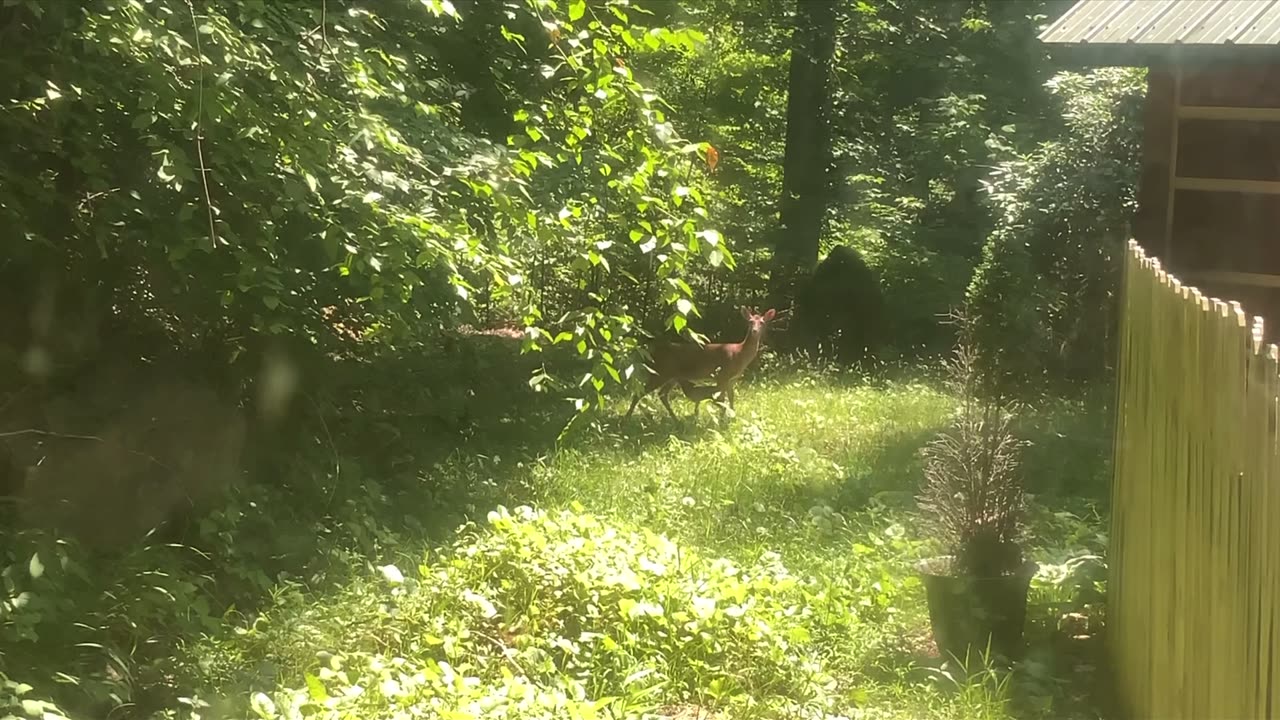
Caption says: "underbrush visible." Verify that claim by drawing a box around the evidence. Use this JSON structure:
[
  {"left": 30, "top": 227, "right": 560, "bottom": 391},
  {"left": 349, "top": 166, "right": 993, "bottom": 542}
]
[
  {"left": 0, "top": 359, "right": 1111, "bottom": 719},
  {"left": 219, "top": 506, "right": 883, "bottom": 719}
]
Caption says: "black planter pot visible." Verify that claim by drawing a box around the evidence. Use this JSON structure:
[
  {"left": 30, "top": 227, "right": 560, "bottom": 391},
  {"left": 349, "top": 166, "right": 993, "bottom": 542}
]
[{"left": 917, "top": 556, "right": 1038, "bottom": 664}]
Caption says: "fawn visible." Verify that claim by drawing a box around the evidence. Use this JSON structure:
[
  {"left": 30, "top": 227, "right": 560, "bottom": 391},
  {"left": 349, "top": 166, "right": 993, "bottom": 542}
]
[{"left": 624, "top": 306, "right": 779, "bottom": 422}]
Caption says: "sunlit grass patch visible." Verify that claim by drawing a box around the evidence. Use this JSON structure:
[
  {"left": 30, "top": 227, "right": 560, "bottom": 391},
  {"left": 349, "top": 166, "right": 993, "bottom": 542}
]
[
  {"left": 186, "top": 370, "right": 1110, "bottom": 719},
  {"left": 225, "top": 507, "right": 881, "bottom": 719},
  {"left": 540, "top": 378, "right": 955, "bottom": 556}
]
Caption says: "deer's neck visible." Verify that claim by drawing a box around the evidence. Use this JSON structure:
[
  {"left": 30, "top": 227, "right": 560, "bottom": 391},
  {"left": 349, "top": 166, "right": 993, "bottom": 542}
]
[{"left": 735, "top": 329, "right": 763, "bottom": 364}]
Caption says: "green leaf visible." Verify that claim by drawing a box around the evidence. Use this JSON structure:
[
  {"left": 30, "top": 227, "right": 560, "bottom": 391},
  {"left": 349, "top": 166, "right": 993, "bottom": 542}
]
[
  {"left": 249, "top": 692, "right": 275, "bottom": 719},
  {"left": 28, "top": 553, "right": 43, "bottom": 579},
  {"left": 304, "top": 674, "right": 328, "bottom": 702},
  {"left": 696, "top": 229, "right": 722, "bottom": 246},
  {"left": 263, "top": 296, "right": 280, "bottom": 310},
  {"left": 525, "top": 127, "right": 543, "bottom": 142},
  {"left": 379, "top": 564, "right": 405, "bottom": 584},
  {"left": 787, "top": 626, "right": 813, "bottom": 643},
  {"left": 569, "top": 0, "right": 586, "bottom": 21},
  {"left": 618, "top": 597, "right": 637, "bottom": 618}
]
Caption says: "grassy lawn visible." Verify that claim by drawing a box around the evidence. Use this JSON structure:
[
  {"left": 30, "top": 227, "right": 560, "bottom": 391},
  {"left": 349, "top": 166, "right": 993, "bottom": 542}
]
[{"left": 176, "top": 359, "right": 1112, "bottom": 720}]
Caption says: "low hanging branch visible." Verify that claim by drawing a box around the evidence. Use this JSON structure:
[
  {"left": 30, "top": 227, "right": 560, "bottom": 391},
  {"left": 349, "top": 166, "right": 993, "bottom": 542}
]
[
  {"left": 0, "top": 428, "right": 173, "bottom": 471},
  {"left": 186, "top": 0, "right": 220, "bottom": 250}
]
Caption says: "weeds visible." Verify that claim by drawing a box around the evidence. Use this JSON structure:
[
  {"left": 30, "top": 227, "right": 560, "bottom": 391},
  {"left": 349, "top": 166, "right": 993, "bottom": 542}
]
[{"left": 0, "top": 364, "right": 1110, "bottom": 719}]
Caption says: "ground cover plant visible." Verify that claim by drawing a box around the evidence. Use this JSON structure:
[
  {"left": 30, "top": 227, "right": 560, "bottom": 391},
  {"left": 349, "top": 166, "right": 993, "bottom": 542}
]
[{"left": 1, "top": 355, "right": 1111, "bottom": 720}]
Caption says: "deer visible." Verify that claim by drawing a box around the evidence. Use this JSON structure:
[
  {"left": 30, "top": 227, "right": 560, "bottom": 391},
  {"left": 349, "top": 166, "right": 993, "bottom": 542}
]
[{"left": 623, "top": 306, "right": 779, "bottom": 423}]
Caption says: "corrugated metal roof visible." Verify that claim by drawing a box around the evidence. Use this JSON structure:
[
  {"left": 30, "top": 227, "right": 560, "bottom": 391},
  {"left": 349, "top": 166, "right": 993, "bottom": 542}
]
[{"left": 1041, "top": 0, "right": 1280, "bottom": 45}]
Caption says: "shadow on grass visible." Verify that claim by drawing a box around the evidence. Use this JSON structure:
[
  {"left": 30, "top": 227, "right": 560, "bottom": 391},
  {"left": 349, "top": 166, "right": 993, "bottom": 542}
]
[
  {"left": 748, "top": 402, "right": 1110, "bottom": 525},
  {"left": 1017, "top": 401, "right": 1113, "bottom": 502},
  {"left": 1008, "top": 602, "right": 1112, "bottom": 720},
  {"left": 849, "top": 601, "right": 1111, "bottom": 720},
  {"left": 605, "top": 409, "right": 731, "bottom": 450}
]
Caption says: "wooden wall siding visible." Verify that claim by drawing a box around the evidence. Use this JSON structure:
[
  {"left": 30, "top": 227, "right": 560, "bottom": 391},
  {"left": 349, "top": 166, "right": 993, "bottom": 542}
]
[
  {"left": 1170, "top": 191, "right": 1280, "bottom": 274},
  {"left": 1112, "top": 240, "right": 1280, "bottom": 719},
  {"left": 1181, "top": 62, "right": 1280, "bottom": 109},
  {"left": 1177, "top": 118, "right": 1280, "bottom": 182},
  {"left": 1137, "top": 60, "right": 1280, "bottom": 299}
]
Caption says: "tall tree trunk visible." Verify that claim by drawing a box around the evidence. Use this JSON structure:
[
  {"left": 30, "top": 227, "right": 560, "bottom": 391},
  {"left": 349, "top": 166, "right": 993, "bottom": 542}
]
[{"left": 771, "top": 0, "right": 836, "bottom": 313}]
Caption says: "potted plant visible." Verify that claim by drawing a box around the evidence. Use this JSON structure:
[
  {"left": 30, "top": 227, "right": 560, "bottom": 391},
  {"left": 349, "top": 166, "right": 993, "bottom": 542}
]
[{"left": 916, "top": 338, "right": 1037, "bottom": 664}]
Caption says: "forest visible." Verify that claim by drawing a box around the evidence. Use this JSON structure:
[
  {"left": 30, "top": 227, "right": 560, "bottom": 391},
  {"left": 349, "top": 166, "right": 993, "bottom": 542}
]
[{"left": 0, "top": 0, "right": 1138, "bottom": 718}]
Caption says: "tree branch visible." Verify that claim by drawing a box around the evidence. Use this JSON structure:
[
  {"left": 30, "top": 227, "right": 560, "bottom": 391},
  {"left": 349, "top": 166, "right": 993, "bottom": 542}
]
[{"left": 187, "top": 0, "right": 220, "bottom": 250}]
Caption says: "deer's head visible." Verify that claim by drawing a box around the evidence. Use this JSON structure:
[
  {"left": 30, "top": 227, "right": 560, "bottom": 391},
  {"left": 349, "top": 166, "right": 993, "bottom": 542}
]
[{"left": 741, "top": 306, "right": 779, "bottom": 341}]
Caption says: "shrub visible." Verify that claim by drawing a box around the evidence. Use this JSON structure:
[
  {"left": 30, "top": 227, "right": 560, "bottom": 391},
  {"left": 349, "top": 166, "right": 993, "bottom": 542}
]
[
  {"left": 238, "top": 506, "right": 855, "bottom": 719},
  {"left": 966, "top": 67, "right": 1146, "bottom": 388},
  {"left": 918, "top": 339, "right": 1030, "bottom": 577},
  {"left": 0, "top": 0, "right": 726, "bottom": 416}
]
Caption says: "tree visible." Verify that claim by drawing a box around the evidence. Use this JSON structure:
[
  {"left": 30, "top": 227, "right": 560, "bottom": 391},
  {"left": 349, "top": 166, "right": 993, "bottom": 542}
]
[
  {"left": 966, "top": 67, "right": 1146, "bottom": 388},
  {"left": 770, "top": 0, "right": 837, "bottom": 311}
]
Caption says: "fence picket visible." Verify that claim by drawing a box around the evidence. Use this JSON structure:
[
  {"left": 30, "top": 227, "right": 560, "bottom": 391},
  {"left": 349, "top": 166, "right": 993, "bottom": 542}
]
[{"left": 1114, "top": 242, "right": 1280, "bottom": 718}]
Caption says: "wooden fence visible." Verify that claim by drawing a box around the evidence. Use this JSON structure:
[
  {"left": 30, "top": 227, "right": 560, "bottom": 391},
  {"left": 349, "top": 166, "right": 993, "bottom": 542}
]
[{"left": 1112, "top": 240, "right": 1280, "bottom": 718}]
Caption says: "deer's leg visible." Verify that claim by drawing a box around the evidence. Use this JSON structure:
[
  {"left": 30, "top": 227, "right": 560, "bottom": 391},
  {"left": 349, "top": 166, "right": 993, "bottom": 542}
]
[
  {"left": 657, "top": 380, "right": 680, "bottom": 422},
  {"left": 713, "top": 376, "right": 736, "bottom": 423},
  {"left": 678, "top": 379, "right": 705, "bottom": 419},
  {"left": 711, "top": 369, "right": 736, "bottom": 407},
  {"left": 623, "top": 393, "right": 643, "bottom": 422},
  {"left": 623, "top": 374, "right": 663, "bottom": 422}
]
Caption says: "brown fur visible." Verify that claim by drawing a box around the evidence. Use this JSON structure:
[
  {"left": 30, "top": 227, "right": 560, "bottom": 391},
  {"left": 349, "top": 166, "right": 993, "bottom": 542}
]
[{"left": 624, "top": 307, "right": 778, "bottom": 422}]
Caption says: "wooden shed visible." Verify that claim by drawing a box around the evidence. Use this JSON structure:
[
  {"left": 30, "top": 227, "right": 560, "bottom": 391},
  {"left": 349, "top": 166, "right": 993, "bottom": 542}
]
[
  {"left": 1042, "top": 0, "right": 1280, "bottom": 332},
  {"left": 1043, "top": 3, "right": 1280, "bottom": 718}
]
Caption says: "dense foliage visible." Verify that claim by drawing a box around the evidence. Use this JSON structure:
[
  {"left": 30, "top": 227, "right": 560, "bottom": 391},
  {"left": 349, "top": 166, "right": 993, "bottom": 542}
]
[
  {"left": 0, "top": 0, "right": 724, "bottom": 412},
  {"left": 1, "top": 0, "right": 1142, "bottom": 400},
  {"left": 967, "top": 67, "right": 1146, "bottom": 387},
  {"left": 250, "top": 506, "right": 871, "bottom": 719},
  {"left": 647, "top": 0, "right": 1108, "bottom": 358},
  {"left": 1, "top": 0, "right": 1137, "bottom": 717}
]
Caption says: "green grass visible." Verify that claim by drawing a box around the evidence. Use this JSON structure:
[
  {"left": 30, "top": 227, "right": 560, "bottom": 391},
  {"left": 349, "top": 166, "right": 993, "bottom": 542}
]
[
  {"left": 201, "top": 366, "right": 1109, "bottom": 719},
  {"left": 0, "top": 359, "right": 1113, "bottom": 719}
]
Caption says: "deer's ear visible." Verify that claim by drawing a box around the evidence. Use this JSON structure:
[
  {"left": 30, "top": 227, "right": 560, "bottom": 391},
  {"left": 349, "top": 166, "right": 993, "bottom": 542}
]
[
  {"left": 763, "top": 308, "right": 776, "bottom": 322},
  {"left": 740, "top": 306, "right": 752, "bottom": 319}
]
